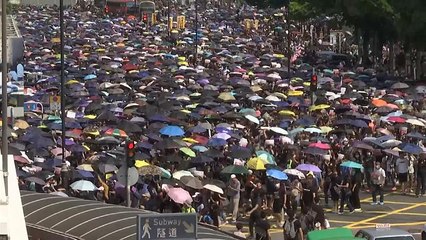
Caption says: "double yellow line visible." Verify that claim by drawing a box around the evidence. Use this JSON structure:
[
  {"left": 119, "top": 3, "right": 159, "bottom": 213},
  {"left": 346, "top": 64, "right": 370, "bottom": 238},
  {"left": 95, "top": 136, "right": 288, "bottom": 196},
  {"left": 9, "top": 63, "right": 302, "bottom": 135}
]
[{"left": 345, "top": 203, "right": 426, "bottom": 228}]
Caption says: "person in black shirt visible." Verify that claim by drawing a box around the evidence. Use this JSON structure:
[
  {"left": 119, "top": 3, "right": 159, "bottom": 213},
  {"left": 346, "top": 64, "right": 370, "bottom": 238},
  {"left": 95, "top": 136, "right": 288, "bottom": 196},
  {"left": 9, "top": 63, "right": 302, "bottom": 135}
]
[
  {"left": 248, "top": 182, "right": 265, "bottom": 238},
  {"left": 351, "top": 169, "right": 362, "bottom": 210},
  {"left": 255, "top": 211, "right": 270, "bottom": 240},
  {"left": 416, "top": 158, "right": 426, "bottom": 197},
  {"left": 283, "top": 209, "right": 303, "bottom": 240},
  {"left": 338, "top": 174, "right": 354, "bottom": 214}
]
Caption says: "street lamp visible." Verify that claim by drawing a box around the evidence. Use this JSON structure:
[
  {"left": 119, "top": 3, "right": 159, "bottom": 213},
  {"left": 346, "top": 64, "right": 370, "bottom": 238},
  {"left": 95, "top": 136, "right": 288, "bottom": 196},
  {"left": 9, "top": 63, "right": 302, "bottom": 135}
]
[
  {"left": 194, "top": 0, "right": 198, "bottom": 64},
  {"left": 1, "top": 0, "right": 9, "bottom": 198},
  {"left": 59, "top": 0, "right": 68, "bottom": 191}
]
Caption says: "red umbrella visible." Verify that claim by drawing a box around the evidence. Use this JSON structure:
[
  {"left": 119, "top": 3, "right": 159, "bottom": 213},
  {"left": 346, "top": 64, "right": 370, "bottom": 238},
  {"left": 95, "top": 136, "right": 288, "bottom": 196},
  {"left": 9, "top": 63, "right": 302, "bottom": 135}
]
[
  {"left": 309, "top": 142, "right": 331, "bottom": 150},
  {"left": 387, "top": 116, "right": 406, "bottom": 123},
  {"left": 192, "top": 135, "right": 208, "bottom": 145}
]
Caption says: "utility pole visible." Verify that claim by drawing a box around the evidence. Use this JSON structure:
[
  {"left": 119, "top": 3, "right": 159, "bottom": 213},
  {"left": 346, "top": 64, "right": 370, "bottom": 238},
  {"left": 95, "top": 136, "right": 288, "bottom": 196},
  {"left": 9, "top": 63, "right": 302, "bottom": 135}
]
[
  {"left": 1, "top": 0, "right": 9, "bottom": 200},
  {"left": 194, "top": 0, "right": 198, "bottom": 65},
  {"left": 286, "top": 5, "right": 291, "bottom": 79},
  {"left": 167, "top": 0, "right": 170, "bottom": 38},
  {"left": 59, "top": 0, "right": 69, "bottom": 191}
]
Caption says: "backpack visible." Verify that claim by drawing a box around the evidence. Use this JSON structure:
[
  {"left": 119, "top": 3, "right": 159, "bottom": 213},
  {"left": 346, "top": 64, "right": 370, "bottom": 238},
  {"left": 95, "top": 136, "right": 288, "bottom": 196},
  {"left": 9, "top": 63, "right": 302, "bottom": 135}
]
[{"left": 284, "top": 219, "right": 297, "bottom": 239}]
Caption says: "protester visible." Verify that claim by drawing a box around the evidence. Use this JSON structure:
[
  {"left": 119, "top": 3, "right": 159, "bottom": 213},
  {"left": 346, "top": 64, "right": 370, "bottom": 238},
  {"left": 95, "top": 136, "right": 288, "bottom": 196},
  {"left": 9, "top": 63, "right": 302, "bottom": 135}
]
[{"left": 371, "top": 160, "right": 386, "bottom": 205}]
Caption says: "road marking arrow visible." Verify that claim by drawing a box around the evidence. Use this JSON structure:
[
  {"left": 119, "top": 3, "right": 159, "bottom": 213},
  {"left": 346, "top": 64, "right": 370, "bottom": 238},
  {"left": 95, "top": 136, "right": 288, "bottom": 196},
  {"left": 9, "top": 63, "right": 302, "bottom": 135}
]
[{"left": 183, "top": 221, "right": 194, "bottom": 233}]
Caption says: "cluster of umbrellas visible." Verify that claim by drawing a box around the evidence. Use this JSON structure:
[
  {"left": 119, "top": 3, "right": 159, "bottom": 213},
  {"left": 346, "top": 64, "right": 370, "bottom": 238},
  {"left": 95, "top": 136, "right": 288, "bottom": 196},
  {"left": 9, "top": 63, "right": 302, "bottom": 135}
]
[{"left": 11, "top": 4, "right": 426, "bottom": 205}]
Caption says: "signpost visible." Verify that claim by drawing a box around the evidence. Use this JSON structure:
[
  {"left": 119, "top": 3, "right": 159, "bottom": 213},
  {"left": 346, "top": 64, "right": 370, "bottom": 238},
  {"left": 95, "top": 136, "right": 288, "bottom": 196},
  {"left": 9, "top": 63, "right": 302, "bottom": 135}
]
[{"left": 137, "top": 213, "right": 197, "bottom": 240}]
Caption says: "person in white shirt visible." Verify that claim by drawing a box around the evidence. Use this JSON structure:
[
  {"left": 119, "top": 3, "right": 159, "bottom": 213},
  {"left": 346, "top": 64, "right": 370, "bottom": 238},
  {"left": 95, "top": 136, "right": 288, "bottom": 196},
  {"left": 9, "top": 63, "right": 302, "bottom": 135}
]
[
  {"left": 371, "top": 160, "right": 386, "bottom": 205},
  {"left": 396, "top": 155, "right": 409, "bottom": 194}
]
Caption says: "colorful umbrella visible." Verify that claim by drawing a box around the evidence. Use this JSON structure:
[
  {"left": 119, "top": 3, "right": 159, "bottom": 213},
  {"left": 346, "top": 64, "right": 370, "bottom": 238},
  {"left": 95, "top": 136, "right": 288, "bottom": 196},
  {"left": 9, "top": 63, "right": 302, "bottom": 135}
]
[
  {"left": 340, "top": 161, "right": 364, "bottom": 169},
  {"left": 247, "top": 157, "right": 266, "bottom": 170},
  {"left": 221, "top": 165, "right": 249, "bottom": 175},
  {"left": 296, "top": 164, "right": 322, "bottom": 173},
  {"left": 104, "top": 128, "right": 128, "bottom": 138},
  {"left": 167, "top": 187, "right": 192, "bottom": 204}
]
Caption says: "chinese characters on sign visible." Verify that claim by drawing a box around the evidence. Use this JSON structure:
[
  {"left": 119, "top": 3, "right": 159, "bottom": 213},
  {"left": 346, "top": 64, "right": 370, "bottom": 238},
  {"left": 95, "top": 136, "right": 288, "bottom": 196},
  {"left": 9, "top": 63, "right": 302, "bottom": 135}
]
[{"left": 137, "top": 213, "right": 197, "bottom": 240}]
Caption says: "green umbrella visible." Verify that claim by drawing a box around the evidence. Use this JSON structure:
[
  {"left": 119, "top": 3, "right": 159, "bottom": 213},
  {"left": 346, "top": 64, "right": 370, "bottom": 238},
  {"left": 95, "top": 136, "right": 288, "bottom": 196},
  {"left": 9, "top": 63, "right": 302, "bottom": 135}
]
[
  {"left": 221, "top": 165, "right": 249, "bottom": 175},
  {"left": 180, "top": 147, "right": 196, "bottom": 157},
  {"left": 340, "top": 160, "right": 364, "bottom": 169}
]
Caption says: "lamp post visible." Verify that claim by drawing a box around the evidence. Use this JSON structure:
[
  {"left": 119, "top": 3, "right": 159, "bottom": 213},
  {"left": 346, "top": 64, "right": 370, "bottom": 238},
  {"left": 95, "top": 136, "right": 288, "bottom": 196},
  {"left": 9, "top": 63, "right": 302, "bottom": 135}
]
[
  {"left": 59, "top": 0, "right": 68, "bottom": 190},
  {"left": 286, "top": 5, "right": 291, "bottom": 79},
  {"left": 194, "top": 0, "right": 198, "bottom": 64},
  {"left": 167, "top": 0, "right": 171, "bottom": 37},
  {"left": 1, "top": 0, "right": 9, "bottom": 198}
]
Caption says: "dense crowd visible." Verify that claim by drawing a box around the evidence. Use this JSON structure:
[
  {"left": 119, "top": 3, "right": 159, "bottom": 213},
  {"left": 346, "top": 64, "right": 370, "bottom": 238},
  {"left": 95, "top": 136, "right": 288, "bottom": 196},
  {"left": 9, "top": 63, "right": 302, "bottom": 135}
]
[{"left": 8, "top": 2, "right": 426, "bottom": 240}]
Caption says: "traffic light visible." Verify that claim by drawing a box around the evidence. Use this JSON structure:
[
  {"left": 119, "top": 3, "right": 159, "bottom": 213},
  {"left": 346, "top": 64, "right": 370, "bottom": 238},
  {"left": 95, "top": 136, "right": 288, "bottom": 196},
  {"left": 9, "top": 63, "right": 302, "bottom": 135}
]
[
  {"left": 310, "top": 74, "right": 318, "bottom": 92},
  {"left": 126, "top": 140, "right": 136, "bottom": 167},
  {"left": 142, "top": 13, "right": 148, "bottom": 23}
]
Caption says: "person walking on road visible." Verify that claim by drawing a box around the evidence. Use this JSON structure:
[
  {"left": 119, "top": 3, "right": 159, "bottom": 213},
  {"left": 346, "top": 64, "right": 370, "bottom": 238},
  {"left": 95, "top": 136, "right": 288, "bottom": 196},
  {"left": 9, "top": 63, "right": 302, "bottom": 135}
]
[
  {"left": 371, "top": 160, "right": 386, "bottom": 205},
  {"left": 227, "top": 174, "right": 241, "bottom": 223},
  {"left": 396, "top": 154, "right": 409, "bottom": 195},
  {"left": 416, "top": 157, "right": 426, "bottom": 197},
  {"left": 283, "top": 209, "right": 304, "bottom": 240}
]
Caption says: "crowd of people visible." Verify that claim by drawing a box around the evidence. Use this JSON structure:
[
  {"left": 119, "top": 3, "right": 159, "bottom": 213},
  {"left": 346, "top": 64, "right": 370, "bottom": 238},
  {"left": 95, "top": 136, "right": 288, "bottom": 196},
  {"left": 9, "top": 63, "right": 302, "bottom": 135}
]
[{"left": 7, "top": 2, "right": 426, "bottom": 240}]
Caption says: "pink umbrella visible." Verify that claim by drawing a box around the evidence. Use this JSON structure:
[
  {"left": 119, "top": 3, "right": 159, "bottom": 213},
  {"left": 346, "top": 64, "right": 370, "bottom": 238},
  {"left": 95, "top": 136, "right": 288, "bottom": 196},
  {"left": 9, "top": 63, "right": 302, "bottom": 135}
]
[
  {"left": 309, "top": 142, "right": 331, "bottom": 150},
  {"left": 167, "top": 187, "right": 192, "bottom": 204}
]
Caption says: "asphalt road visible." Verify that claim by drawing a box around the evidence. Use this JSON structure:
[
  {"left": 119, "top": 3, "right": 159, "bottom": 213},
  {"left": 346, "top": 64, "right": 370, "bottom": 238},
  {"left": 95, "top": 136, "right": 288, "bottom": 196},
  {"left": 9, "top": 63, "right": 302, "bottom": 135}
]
[{"left": 220, "top": 190, "right": 426, "bottom": 239}]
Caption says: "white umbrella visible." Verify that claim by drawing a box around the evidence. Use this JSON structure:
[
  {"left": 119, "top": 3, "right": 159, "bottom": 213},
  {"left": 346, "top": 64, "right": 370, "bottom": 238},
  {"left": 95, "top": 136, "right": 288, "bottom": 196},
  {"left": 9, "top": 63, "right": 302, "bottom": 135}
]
[
  {"left": 269, "top": 127, "right": 288, "bottom": 135},
  {"left": 70, "top": 180, "right": 97, "bottom": 191},
  {"left": 284, "top": 169, "right": 305, "bottom": 179},
  {"left": 203, "top": 184, "right": 224, "bottom": 194},
  {"left": 406, "top": 119, "right": 425, "bottom": 127},
  {"left": 172, "top": 170, "right": 193, "bottom": 180},
  {"left": 265, "top": 95, "right": 280, "bottom": 102},
  {"left": 304, "top": 127, "right": 323, "bottom": 134},
  {"left": 245, "top": 115, "right": 260, "bottom": 124}
]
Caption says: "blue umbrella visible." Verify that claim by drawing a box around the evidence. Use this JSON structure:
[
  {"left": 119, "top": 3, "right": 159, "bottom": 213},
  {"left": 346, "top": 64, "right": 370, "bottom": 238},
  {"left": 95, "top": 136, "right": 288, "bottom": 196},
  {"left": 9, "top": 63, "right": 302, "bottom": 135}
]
[
  {"left": 84, "top": 74, "right": 97, "bottom": 80},
  {"left": 266, "top": 169, "right": 288, "bottom": 180},
  {"left": 400, "top": 143, "right": 424, "bottom": 154},
  {"left": 340, "top": 161, "right": 364, "bottom": 169},
  {"left": 159, "top": 125, "right": 185, "bottom": 137},
  {"left": 207, "top": 138, "right": 227, "bottom": 147}
]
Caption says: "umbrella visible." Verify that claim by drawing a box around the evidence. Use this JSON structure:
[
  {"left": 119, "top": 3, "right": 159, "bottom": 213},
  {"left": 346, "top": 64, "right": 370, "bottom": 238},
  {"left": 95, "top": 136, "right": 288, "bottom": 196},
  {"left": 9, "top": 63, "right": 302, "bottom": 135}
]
[
  {"left": 97, "top": 163, "right": 118, "bottom": 173},
  {"left": 172, "top": 170, "right": 193, "bottom": 180},
  {"left": 221, "top": 165, "right": 249, "bottom": 174},
  {"left": 203, "top": 184, "right": 224, "bottom": 194},
  {"left": 296, "top": 164, "right": 322, "bottom": 173},
  {"left": 340, "top": 161, "right": 364, "bottom": 169},
  {"left": 70, "top": 180, "right": 97, "bottom": 191},
  {"left": 104, "top": 128, "right": 128, "bottom": 138},
  {"left": 25, "top": 176, "right": 46, "bottom": 185},
  {"left": 245, "top": 115, "right": 260, "bottom": 124},
  {"left": 180, "top": 147, "right": 196, "bottom": 157},
  {"left": 180, "top": 176, "right": 203, "bottom": 189},
  {"left": 247, "top": 157, "right": 266, "bottom": 170},
  {"left": 49, "top": 191, "right": 69, "bottom": 197},
  {"left": 167, "top": 187, "right": 192, "bottom": 204},
  {"left": 283, "top": 169, "right": 305, "bottom": 179},
  {"left": 138, "top": 165, "right": 162, "bottom": 176},
  {"left": 160, "top": 125, "right": 185, "bottom": 137},
  {"left": 256, "top": 150, "right": 275, "bottom": 164},
  {"left": 266, "top": 169, "right": 288, "bottom": 180}
]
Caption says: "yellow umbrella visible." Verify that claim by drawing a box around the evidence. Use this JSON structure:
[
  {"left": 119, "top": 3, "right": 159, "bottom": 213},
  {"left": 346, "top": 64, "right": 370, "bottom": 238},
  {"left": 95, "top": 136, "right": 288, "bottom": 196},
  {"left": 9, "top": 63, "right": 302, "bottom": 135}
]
[
  {"left": 95, "top": 48, "right": 106, "bottom": 52},
  {"left": 250, "top": 85, "right": 262, "bottom": 92},
  {"left": 14, "top": 120, "right": 29, "bottom": 129},
  {"left": 178, "top": 56, "right": 186, "bottom": 61},
  {"left": 303, "top": 82, "right": 311, "bottom": 87},
  {"left": 84, "top": 114, "right": 97, "bottom": 120},
  {"left": 273, "top": 53, "right": 285, "bottom": 58},
  {"left": 320, "top": 126, "right": 333, "bottom": 133},
  {"left": 287, "top": 90, "right": 304, "bottom": 96},
  {"left": 66, "top": 79, "right": 80, "bottom": 85},
  {"left": 180, "top": 147, "right": 196, "bottom": 157},
  {"left": 77, "top": 164, "right": 94, "bottom": 172},
  {"left": 247, "top": 157, "right": 266, "bottom": 170},
  {"left": 178, "top": 61, "right": 189, "bottom": 66},
  {"left": 135, "top": 160, "right": 150, "bottom": 168},
  {"left": 183, "top": 138, "right": 199, "bottom": 144},
  {"left": 218, "top": 92, "right": 236, "bottom": 101},
  {"left": 186, "top": 103, "right": 199, "bottom": 109},
  {"left": 279, "top": 110, "right": 296, "bottom": 117},
  {"left": 310, "top": 104, "right": 331, "bottom": 111},
  {"left": 51, "top": 38, "right": 60, "bottom": 43},
  {"left": 272, "top": 92, "right": 287, "bottom": 99},
  {"left": 180, "top": 109, "right": 191, "bottom": 114}
]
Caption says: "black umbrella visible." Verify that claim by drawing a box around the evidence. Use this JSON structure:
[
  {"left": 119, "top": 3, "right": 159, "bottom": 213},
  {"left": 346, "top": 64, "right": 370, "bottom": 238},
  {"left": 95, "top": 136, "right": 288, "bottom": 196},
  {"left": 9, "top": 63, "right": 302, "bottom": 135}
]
[
  {"left": 228, "top": 145, "right": 252, "bottom": 159},
  {"left": 25, "top": 176, "right": 46, "bottom": 185}
]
